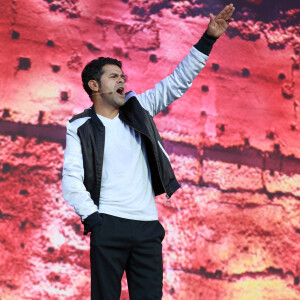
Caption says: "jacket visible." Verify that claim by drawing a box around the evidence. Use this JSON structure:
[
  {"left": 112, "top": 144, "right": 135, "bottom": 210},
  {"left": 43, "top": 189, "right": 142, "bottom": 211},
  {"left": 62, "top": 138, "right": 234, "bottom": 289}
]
[{"left": 62, "top": 37, "right": 214, "bottom": 234}]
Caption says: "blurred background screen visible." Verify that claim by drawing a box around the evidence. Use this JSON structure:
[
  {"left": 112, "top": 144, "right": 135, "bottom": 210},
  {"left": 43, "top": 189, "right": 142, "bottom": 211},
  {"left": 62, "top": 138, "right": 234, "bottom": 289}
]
[{"left": 0, "top": 0, "right": 300, "bottom": 299}]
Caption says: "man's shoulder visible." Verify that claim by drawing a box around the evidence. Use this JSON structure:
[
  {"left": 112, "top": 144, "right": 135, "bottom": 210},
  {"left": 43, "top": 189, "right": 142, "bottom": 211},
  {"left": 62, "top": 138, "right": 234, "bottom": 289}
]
[
  {"left": 124, "top": 91, "right": 145, "bottom": 110},
  {"left": 67, "top": 107, "right": 93, "bottom": 132},
  {"left": 69, "top": 107, "right": 92, "bottom": 123}
]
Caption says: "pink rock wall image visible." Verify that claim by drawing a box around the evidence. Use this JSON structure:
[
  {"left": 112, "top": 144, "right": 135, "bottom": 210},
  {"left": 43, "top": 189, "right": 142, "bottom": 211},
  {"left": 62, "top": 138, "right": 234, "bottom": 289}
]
[{"left": 0, "top": 0, "right": 300, "bottom": 299}]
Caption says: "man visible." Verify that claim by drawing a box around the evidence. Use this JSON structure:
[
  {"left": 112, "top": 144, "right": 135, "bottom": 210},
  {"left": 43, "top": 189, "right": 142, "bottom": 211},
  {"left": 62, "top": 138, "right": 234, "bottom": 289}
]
[{"left": 62, "top": 4, "right": 235, "bottom": 300}]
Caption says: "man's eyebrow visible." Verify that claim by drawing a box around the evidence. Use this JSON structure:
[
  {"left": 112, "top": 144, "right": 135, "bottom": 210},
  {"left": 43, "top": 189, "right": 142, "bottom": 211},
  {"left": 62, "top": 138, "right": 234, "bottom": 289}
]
[{"left": 109, "top": 72, "right": 125, "bottom": 77}]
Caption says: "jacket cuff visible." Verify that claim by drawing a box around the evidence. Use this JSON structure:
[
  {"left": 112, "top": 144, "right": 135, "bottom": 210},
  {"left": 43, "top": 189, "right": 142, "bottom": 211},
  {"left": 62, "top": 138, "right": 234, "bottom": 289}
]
[
  {"left": 193, "top": 30, "right": 218, "bottom": 56},
  {"left": 82, "top": 211, "right": 103, "bottom": 235}
]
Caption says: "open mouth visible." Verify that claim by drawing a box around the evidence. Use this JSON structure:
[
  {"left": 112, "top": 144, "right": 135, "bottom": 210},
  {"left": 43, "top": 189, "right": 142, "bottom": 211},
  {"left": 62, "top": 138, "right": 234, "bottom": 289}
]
[{"left": 116, "top": 87, "right": 124, "bottom": 96}]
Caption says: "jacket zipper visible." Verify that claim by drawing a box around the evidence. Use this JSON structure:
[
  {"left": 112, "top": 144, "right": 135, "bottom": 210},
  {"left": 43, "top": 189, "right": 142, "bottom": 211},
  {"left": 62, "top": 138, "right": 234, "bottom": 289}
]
[{"left": 125, "top": 123, "right": 171, "bottom": 200}]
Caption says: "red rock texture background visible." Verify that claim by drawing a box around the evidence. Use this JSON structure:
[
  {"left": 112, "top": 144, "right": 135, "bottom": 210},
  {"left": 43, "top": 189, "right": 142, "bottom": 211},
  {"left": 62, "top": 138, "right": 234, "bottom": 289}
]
[{"left": 0, "top": 0, "right": 300, "bottom": 299}]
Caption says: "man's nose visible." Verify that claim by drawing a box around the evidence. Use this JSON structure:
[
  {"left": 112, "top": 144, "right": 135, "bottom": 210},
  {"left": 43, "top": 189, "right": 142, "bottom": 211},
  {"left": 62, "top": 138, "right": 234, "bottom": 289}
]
[{"left": 118, "top": 76, "right": 124, "bottom": 83}]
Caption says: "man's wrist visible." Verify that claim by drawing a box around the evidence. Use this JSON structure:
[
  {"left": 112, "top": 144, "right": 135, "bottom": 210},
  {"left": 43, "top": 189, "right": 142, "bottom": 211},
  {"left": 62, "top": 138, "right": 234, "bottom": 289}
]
[
  {"left": 82, "top": 211, "right": 103, "bottom": 235},
  {"left": 193, "top": 30, "right": 218, "bottom": 56}
]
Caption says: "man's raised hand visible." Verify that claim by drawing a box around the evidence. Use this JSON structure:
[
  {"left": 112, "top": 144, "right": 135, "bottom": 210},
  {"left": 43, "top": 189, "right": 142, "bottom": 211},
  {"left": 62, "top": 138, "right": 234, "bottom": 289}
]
[{"left": 207, "top": 4, "right": 235, "bottom": 38}]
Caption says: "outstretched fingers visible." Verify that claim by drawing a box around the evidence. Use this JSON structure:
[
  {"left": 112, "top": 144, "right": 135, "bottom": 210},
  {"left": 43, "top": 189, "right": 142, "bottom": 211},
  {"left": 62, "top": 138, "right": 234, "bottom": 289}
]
[
  {"left": 207, "top": 3, "right": 236, "bottom": 37},
  {"left": 215, "top": 3, "right": 235, "bottom": 21}
]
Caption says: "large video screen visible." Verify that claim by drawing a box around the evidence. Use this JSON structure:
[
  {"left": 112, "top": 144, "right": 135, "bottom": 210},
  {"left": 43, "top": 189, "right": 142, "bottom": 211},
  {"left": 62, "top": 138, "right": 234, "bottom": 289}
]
[{"left": 0, "top": 0, "right": 299, "bottom": 299}]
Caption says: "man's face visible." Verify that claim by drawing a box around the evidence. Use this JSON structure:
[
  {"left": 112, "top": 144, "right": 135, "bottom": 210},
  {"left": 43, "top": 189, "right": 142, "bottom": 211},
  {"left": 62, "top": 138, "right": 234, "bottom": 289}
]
[{"left": 98, "top": 64, "right": 126, "bottom": 108}]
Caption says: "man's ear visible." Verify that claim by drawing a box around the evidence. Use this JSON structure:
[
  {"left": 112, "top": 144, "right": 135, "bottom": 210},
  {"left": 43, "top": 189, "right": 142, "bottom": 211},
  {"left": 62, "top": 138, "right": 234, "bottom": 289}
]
[{"left": 88, "top": 80, "right": 100, "bottom": 93}]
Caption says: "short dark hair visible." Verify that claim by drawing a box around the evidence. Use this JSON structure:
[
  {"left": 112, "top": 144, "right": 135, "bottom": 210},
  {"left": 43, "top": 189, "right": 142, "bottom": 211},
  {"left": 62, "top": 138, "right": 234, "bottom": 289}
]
[{"left": 81, "top": 57, "right": 122, "bottom": 96}]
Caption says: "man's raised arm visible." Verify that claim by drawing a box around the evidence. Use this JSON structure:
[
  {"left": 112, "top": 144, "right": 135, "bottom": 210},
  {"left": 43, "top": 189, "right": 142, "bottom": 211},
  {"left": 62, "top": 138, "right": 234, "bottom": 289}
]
[{"left": 136, "top": 4, "right": 235, "bottom": 117}]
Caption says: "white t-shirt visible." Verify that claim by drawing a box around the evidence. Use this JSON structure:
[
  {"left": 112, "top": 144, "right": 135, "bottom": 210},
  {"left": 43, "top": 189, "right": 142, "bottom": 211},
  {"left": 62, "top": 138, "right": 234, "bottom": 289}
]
[{"left": 97, "top": 113, "right": 158, "bottom": 221}]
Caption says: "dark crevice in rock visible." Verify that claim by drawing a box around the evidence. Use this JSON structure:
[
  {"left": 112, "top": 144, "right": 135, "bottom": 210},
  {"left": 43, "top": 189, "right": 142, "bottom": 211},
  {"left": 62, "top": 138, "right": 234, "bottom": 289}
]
[
  {"left": 0, "top": 210, "right": 14, "bottom": 219},
  {"left": 42, "top": 0, "right": 80, "bottom": 18},
  {"left": 2, "top": 109, "right": 11, "bottom": 118},
  {"left": 20, "top": 220, "right": 28, "bottom": 230},
  {"left": 51, "top": 65, "right": 60, "bottom": 73},
  {"left": 0, "top": 121, "right": 300, "bottom": 175},
  {"left": 46, "top": 40, "right": 55, "bottom": 47},
  {"left": 85, "top": 42, "right": 101, "bottom": 52},
  {"left": 60, "top": 91, "right": 68, "bottom": 101},
  {"left": 180, "top": 265, "right": 298, "bottom": 283},
  {"left": 17, "top": 57, "right": 31, "bottom": 71},
  {"left": 19, "top": 189, "right": 29, "bottom": 195},
  {"left": 0, "top": 120, "right": 66, "bottom": 146},
  {"left": 12, "top": 152, "right": 33, "bottom": 158},
  {"left": 126, "top": 0, "right": 300, "bottom": 24},
  {"left": 197, "top": 181, "right": 300, "bottom": 201},
  {"left": 202, "top": 144, "right": 300, "bottom": 175},
  {"left": 11, "top": 30, "right": 19, "bottom": 39},
  {"left": 2, "top": 163, "right": 11, "bottom": 174}
]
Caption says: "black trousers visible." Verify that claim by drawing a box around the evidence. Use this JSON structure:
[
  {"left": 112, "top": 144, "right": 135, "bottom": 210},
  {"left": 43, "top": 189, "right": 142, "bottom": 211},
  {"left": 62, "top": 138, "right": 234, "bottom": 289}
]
[{"left": 90, "top": 213, "right": 165, "bottom": 300}]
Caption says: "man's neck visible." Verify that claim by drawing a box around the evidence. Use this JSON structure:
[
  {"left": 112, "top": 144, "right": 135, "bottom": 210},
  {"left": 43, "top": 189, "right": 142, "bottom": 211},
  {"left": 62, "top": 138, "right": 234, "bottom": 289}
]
[{"left": 93, "top": 99, "right": 119, "bottom": 120}]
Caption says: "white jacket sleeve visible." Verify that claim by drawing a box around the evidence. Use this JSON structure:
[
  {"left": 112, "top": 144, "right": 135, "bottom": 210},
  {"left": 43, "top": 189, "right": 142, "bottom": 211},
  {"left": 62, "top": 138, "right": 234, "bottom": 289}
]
[
  {"left": 136, "top": 47, "right": 209, "bottom": 117},
  {"left": 62, "top": 120, "right": 99, "bottom": 221}
]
